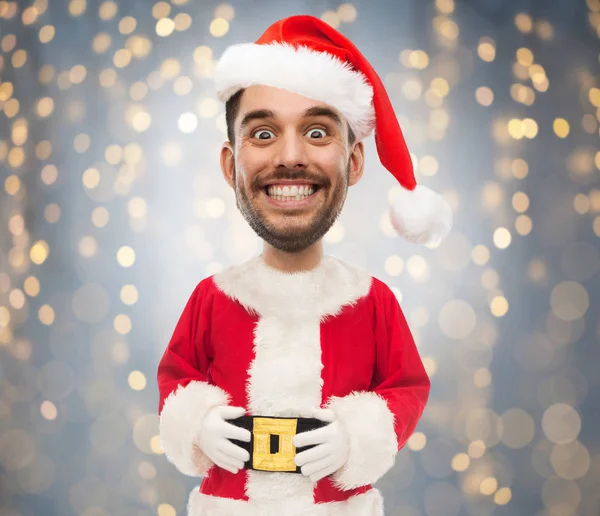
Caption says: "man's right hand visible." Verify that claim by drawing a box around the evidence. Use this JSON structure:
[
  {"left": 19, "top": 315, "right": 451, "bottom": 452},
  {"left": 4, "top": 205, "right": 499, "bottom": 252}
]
[{"left": 195, "top": 405, "right": 251, "bottom": 474}]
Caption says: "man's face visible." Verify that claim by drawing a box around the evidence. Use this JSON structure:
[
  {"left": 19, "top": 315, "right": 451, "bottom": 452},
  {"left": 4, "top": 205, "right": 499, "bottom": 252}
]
[{"left": 221, "top": 85, "right": 363, "bottom": 253}]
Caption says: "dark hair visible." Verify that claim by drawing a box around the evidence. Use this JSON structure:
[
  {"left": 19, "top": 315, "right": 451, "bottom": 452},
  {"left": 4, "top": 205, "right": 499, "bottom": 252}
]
[{"left": 224, "top": 88, "right": 356, "bottom": 146}]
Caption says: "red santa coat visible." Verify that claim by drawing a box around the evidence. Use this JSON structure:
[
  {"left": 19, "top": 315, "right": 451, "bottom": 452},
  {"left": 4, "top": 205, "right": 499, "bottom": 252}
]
[{"left": 157, "top": 254, "right": 430, "bottom": 516}]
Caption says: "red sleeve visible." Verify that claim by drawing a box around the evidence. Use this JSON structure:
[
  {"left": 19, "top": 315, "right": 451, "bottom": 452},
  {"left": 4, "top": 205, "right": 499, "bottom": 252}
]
[
  {"left": 157, "top": 279, "right": 231, "bottom": 477},
  {"left": 326, "top": 278, "right": 430, "bottom": 490},
  {"left": 371, "top": 278, "right": 431, "bottom": 449},
  {"left": 157, "top": 280, "right": 210, "bottom": 413}
]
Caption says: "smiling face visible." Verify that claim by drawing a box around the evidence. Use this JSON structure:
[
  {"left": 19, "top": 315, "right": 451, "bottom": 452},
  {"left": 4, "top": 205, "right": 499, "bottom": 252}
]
[{"left": 220, "top": 85, "right": 364, "bottom": 253}]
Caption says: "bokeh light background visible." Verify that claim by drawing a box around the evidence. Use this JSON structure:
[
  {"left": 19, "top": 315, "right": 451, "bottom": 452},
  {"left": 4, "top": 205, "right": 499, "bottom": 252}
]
[{"left": 1, "top": 0, "right": 600, "bottom": 515}]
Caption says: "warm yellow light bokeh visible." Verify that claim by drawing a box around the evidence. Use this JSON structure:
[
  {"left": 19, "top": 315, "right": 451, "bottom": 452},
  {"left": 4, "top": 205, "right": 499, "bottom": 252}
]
[{"left": 0, "top": 5, "right": 596, "bottom": 515}]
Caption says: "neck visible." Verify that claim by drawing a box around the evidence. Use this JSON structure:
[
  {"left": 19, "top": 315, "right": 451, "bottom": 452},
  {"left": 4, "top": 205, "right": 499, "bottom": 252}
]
[{"left": 261, "top": 240, "right": 324, "bottom": 273}]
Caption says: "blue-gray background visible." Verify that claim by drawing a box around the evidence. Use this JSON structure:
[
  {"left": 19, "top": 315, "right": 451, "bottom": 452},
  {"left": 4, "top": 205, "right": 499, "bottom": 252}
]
[{"left": 1, "top": 0, "right": 599, "bottom": 515}]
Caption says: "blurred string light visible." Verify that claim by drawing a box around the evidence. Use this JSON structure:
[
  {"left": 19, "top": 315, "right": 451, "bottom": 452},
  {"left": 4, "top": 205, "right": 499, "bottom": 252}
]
[{"left": 0, "top": 1, "right": 599, "bottom": 516}]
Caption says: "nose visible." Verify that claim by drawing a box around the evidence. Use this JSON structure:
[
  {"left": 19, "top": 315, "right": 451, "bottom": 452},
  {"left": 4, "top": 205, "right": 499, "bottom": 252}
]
[{"left": 272, "top": 130, "right": 309, "bottom": 170}]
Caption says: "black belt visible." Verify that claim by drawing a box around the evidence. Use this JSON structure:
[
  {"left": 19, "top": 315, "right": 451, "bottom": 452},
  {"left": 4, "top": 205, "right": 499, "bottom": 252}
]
[{"left": 229, "top": 415, "right": 327, "bottom": 473}]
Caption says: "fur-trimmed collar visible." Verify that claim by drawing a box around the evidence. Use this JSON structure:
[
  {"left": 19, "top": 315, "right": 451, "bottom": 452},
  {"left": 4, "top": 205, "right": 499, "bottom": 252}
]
[{"left": 212, "top": 254, "right": 372, "bottom": 321}]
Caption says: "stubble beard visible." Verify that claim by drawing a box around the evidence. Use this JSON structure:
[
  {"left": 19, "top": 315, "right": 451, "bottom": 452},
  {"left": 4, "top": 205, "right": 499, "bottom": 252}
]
[{"left": 233, "top": 162, "right": 350, "bottom": 253}]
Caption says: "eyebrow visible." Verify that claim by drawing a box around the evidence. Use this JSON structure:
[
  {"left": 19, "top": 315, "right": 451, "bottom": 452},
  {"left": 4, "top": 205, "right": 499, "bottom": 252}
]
[
  {"left": 239, "top": 109, "right": 276, "bottom": 131},
  {"left": 239, "top": 105, "right": 343, "bottom": 131},
  {"left": 302, "top": 106, "right": 342, "bottom": 127}
]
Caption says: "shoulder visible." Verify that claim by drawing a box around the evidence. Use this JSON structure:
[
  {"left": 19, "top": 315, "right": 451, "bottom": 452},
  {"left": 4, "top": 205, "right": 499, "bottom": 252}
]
[
  {"left": 323, "top": 257, "right": 394, "bottom": 297},
  {"left": 324, "top": 254, "right": 373, "bottom": 290},
  {"left": 369, "top": 275, "right": 395, "bottom": 298},
  {"left": 184, "top": 275, "right": 224, "bottom": 304},
  {"left": 364, "top": 274, "right": 404, "bottom": 316},
  {"left": 319, "top": 255, "right": 375, "bottom": 309}
]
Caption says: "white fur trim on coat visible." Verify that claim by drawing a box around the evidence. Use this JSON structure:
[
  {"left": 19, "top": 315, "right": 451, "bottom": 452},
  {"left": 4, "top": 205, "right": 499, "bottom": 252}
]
[
  {"left": 214, "top": 42, "right": 375, "bottom": 141},
  {"left": 325, "top": 391, "right": 398, "bottom": 490},
  {"left": 212, "top": 254, "right": 372, "bottom": 323},
  {"left": 389, "top": 184, "right": 453, "bottom": 246},
  {"left": 187, "top": 484, "right": 385, "bottom": 516},
  {"left": 159, "top": 380, "right": 231, "bottom": 477},
  {"left": 212, "top": 255, "right": 374, "bottom": 505}
]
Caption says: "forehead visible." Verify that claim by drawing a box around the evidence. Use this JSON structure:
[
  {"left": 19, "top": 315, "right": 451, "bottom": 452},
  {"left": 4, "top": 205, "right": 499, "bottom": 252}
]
[{"left": 237, "top": 85, "right": 344, "bottom": 123}]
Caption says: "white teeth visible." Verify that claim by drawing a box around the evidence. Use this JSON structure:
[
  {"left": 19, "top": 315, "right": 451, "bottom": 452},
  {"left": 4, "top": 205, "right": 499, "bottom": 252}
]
[{"left": 267, "top": 184, "right": 316, "bottom": 199}]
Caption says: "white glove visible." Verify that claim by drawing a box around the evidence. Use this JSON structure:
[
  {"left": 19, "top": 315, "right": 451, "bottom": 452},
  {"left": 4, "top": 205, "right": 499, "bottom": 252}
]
[
  {"left": 293, "top": 408, "right": 350, "bottom": 482},
  {"left": 194, "top": 405, "right": 252, "bottom": 474}
]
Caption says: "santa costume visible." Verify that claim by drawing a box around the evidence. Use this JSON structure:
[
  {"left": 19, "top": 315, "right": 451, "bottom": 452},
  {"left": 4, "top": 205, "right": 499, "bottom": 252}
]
[{"left": 157, "top": 14, "right": 452, "bottom": 516}]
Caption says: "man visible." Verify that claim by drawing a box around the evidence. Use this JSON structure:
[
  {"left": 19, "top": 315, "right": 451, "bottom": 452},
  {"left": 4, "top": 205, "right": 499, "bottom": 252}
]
[{"left": 157, "top": 14, "right": 452, "bottom": 516}]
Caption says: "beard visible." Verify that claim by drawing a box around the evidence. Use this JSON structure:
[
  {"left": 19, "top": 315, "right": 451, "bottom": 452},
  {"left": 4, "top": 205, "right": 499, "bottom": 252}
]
[{"left": 233, "top": 162, "right": 350, "bottom": 253}]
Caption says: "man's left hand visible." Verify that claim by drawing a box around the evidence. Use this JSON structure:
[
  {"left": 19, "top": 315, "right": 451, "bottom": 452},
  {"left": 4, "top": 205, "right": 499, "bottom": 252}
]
[{"left": 293, "top": 408, "right": 350, "bottom": 482}]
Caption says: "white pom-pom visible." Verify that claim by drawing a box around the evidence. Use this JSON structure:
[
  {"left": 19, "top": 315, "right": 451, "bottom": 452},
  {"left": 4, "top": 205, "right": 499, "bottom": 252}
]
[{"left": 389, "top": 184, "right": 453, "bottom": 245}]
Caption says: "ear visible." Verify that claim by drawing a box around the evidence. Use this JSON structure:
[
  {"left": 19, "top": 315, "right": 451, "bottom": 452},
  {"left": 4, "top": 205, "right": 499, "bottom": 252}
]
[
  {"left": 348, "top": 141, "right": 364, "bottom": 187},
  {"left": 220, "top": 142, "right": 235, "bottom": 189}
]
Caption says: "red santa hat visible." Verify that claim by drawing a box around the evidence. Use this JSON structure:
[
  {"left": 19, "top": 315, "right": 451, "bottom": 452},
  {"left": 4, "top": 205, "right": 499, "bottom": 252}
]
[{"left": 214, "top": 15, "right": 453, "bottom": 246}]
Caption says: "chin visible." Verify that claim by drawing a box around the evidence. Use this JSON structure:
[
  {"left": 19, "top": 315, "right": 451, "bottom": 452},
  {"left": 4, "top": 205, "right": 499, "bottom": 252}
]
[
  {"left": 265, "top": 236, "right": 319, "bottom": 253},
  {"left": 267, "top": 216, "right": 317, "bottom": 233}
]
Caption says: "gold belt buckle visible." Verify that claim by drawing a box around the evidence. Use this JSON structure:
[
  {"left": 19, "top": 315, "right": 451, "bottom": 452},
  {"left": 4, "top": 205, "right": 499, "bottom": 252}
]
[{"left": 252, "top": 417, "right": 298, "bottom": 472}]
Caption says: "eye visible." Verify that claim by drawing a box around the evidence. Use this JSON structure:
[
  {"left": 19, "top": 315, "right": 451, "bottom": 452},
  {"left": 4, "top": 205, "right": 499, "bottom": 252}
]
[
  {"left": 306, "top": 128, "right": 327, "bottom": 139},
  {"left": 252, "top": 129, "right": 275, "bottom": 140}
]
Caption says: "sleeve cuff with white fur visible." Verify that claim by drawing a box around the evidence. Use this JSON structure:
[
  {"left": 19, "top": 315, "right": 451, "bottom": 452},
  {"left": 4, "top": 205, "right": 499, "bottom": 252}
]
[
  {"left": 325, "top": 391, "right": 398, "bottom": 490},
  {"left": 159, "top": 380, "right": 230, "bottom": 477}
]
